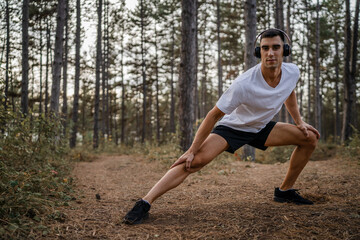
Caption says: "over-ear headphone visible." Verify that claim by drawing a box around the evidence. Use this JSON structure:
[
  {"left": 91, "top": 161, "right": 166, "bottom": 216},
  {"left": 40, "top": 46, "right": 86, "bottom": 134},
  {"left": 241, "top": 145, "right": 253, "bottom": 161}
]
[{"left": 254, "top": 28, "right": 291, "bottom": 59}]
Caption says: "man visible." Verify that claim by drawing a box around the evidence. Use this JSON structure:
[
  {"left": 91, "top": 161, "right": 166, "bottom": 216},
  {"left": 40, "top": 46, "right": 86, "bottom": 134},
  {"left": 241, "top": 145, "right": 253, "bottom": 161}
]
[{"left": 124, "top": 29, "right": 320, "bottom": 225}]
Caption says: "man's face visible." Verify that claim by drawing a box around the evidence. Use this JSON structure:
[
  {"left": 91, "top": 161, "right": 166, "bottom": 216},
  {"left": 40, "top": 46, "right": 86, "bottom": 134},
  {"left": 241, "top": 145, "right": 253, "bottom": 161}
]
[{"left": 260, "top": 35, "right": 284, "bottom": 69}]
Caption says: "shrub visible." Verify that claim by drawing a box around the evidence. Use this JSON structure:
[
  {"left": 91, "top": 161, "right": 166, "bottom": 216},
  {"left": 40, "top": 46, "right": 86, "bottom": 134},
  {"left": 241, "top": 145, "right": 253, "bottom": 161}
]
[{"left": 0, "top": 107, "right": 74, "bottom": 239}]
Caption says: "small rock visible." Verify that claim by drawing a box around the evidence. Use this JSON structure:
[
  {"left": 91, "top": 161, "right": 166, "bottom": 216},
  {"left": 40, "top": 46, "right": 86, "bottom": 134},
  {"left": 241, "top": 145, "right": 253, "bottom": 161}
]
[{"left": 96, "top": 193, "right": 101, "bottom": 200}]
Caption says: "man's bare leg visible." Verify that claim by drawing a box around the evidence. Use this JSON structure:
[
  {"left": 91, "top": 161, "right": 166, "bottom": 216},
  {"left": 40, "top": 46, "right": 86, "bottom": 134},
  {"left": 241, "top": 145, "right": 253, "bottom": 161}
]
[
  {"left": 143, "top": 134, "right": 229, "bottom": 204},
  {"left": 265, "top": 122, "right": 319, "bottom": 190}
]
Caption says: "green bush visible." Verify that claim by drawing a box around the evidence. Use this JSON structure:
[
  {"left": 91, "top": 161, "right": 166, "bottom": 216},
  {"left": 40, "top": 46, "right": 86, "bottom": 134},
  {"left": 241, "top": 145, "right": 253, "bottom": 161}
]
[
  {"left": 340, "top": 127, "right": 360, "bottom": 163},
  {"left": 0, "top": 107, "right": 74, "bottom": 239}
]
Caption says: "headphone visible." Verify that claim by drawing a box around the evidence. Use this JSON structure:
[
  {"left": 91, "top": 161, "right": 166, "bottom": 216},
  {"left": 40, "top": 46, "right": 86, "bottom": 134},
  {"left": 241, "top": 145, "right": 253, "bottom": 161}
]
[{"left": 254, "top": 28, "right": 291, "bottom": 59}]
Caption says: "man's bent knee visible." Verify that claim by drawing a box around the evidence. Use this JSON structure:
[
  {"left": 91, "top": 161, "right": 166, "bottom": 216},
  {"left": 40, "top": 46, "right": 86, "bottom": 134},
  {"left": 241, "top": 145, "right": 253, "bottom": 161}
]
[{"left": 303, "top": 131, "right": 318, "bottom": 149}]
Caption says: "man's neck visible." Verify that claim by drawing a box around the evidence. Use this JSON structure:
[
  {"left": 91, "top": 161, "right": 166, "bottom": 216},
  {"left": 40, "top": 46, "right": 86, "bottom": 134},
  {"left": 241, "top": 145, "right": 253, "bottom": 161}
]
[{"left": 261, "top": 65, "right": 282, "bottom": 88}]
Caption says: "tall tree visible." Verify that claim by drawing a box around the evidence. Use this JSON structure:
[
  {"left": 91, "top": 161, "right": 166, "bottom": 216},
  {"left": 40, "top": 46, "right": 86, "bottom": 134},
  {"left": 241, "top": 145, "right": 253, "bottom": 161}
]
[
  {"left": 39, "top": 13, "right": 44, "bottom": 114},
  {"left": 94, "top": 0, "right": 102, "bottom": 149},
  {"left": 21, "top": 0, "right": 30, "bottom": 115},
  {"left": 216, "top": 0, "right": 223, "bottom": 98},
  {"left": 314, "top": 0, "right": 322, "bottom": 137},
  {"left": 350, "top": 0, "right": 359, "bottom": 128},
  {"left": 140, "top": 0, "right": 148, "bottom": 143},
  {"left": 331, "top": 4, "right": 342, "bottom": 142},
  {"left": 62, "top": 0, "right": 69, "bottom": 133},
  {"left": 102, "top": 0, "right": 109, "bottom": 140},
  {"left": 70, "top": 0, "right": 81, "bottom": 148},
  {"left": 243, "top": 0, "right": 257, "bottom": 161},
  {"left": 342, "top": 0, "right": 356, "bottom": 142},
  {"left": 4, "top": 0, "right": 10, "bottom": 110},
  {"left": 275, "top": 0, "right": 284, "bottom": 30},
  {"left": 179, "top": 0, "right": 197, "bottom": 151},
  {"left": 50, "top": 0, "right": 66, "bottom": 114},
  {"left": 45, "top": 19, "right": 51, "bottom": 115}
]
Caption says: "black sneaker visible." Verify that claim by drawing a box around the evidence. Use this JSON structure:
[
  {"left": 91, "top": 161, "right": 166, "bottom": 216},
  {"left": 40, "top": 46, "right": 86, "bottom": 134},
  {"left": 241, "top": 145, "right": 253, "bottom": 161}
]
[
  {"left": 274, "top": 187, "right": 313, "bottom": 205},
  {"left": 123, "top": 199, "right": 151, "bottom": 225}
]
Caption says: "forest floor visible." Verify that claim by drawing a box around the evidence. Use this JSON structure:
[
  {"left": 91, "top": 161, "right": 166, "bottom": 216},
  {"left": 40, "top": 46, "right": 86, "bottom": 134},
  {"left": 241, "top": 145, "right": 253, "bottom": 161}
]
[{"left": 44, "top": 153, "right": 360, "bottom": 240}]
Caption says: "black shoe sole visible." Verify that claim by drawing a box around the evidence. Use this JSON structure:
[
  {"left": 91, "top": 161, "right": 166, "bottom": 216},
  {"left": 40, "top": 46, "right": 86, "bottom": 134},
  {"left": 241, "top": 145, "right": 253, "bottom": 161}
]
[
  {"left": 123, "top": 212, "right": 149, "bottom": 225},
  {"left": 274, "top": 196, "right": 313, "bottom": 205}
]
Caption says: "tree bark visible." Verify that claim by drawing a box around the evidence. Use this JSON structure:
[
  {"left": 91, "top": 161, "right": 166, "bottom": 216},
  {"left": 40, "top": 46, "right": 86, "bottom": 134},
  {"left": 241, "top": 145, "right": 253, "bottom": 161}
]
[
  {"left": 21, "top": 0, "right": 29, "bottom": 115},
  {"left": 304, "top": 0, "right": 311, "bottom": 124},
  {"left": 154, "top": 23, "right": 160, "bottom": 143},
  {"left": 200, "top": 12, "right": 208, "bottom": 119},
  {"left": 62, "top": 0, "right": 69, "bottom": 134},
  {"left": 140, "top": 0, "right": 147, "bottom": 143},
  {"left": 275, "top": 0, "right": 284, "bottom": 30},
  {"left": 94, "top": 0, "right": 102, "bottom": 149},
  {"left": 121, "top": 21, "right": 126, "bottom": 144},
  {"left": 5, "top": 0, "right": 10, "bottom": 110},
  {"left": 170, "top": 16, "right": 176, "bottom": 133},
  {"left": 315, "top": 0, "right": 322, "bottom": 137},
  {"left": 243, "top": 0, "right": 257, "bottom": 161},
  {"left": 342, "top": 0, "right": 354, "bottom": 142},
  {"left": 50, "top": 0, "right": 66, "bottom": 115},
  {"left": 70, "top": 0, "right": 81, "bottom": 148},
  {"left": 45, "top": 20, "right": 50, "bottom": 116},
  {"left": 216, "top": 0, "right": 223, "bottom": 98},
  {"left": 39, "top": 16, "right": 43, "bottom": 114},
  {"left": 334, "top": 23, "right": 341, "bottom": 142},
  {"left": 179, "top": 0, "right": 197, "bottom": 151},
  {"left": 350, "top": 0, "right": 359, "bottom": 130}
]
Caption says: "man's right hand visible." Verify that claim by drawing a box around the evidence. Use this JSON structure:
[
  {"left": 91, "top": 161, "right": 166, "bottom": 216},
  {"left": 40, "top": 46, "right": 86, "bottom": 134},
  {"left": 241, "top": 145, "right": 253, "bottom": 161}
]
[{"left": 170, "top": 151, "right": 195, "bottom": 170}]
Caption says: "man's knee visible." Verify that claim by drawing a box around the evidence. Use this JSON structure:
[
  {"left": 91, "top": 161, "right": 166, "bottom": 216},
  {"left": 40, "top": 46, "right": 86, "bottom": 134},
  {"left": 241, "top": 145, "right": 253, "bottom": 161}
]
[{"left": 303, "top": 131, "right": 318, "bottom": 149}]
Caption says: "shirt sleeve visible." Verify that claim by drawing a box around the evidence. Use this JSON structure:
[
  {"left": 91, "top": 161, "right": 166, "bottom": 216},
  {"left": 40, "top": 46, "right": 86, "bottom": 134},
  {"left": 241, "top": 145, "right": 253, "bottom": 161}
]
[{"left": 216, "top": 80, "right": 244, "bottom": 115}]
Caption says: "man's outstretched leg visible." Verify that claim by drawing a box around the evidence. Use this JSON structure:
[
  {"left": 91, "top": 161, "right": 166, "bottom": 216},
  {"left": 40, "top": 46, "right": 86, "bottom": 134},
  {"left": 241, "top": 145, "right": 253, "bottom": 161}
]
[
  {"left": 265, "top": 122, "right": 319, "bottom": 204},
  {"left": 123, "top": 134, "right": 228, "bottom": 224}
]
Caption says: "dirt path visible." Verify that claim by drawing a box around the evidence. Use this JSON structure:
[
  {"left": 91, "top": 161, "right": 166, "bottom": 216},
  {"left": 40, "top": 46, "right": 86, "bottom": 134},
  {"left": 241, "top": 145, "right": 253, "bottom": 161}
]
[{"left": 47, "top": 155, "right": 360, "bottom": 239}]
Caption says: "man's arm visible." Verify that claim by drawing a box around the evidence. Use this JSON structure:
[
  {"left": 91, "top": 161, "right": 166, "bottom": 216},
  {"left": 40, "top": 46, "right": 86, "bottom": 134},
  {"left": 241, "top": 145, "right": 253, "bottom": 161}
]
[
  {"left": 284, "top": 90, "right": 320, "bottom": 139},
  {"left": 170, "top": 106, "right": 225, "bottom": 169}
]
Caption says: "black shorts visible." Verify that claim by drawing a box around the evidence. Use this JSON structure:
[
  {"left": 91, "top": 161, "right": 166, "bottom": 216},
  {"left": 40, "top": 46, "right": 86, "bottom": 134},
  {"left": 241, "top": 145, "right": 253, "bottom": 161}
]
[{"left": 211, "top": 121, "right": 277, "bottom": 153}]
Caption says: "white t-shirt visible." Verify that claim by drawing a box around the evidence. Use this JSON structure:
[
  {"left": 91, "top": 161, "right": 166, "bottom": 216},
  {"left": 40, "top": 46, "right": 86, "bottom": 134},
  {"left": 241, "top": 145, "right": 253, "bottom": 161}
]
[{"left": 216, "top": 63, "right": 300, "bottom": 133}]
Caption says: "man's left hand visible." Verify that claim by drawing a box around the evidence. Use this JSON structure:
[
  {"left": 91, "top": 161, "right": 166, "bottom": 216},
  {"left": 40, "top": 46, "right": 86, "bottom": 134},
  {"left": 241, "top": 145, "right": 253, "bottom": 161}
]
[{"left": 296, "top": 122, "right": 320, "bottom": 139}]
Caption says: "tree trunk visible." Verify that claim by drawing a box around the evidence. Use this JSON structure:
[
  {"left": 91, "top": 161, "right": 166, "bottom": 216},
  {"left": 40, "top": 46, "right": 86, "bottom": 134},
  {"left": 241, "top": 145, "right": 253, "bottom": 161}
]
[
  {"left": 201, "top": 13, "right": 208, "bottom": 119},
  {"left": 39, "top": 16, "right": 43, "bottom": 114},
  {"left": 333, "top": 11, "right": 341, "bottom": 142},
  {"left": 21, "top": 0, "right": 29, "bottom": 115},
  {"left": 342, "top": 0, "right": 354, "bottom": 143},
  {"left": 101, "top": 1, "right": 107, "bottom": 140},
  {"left": 70, "top": 0, "right": 81, "bottom": 148},
  {"left": 121, "top": 23, "right": 126, "bottom": 144},
  {"left": 154, "top": 23, "right": 160, "bottom": 143},
  {"left": 50, "top": 0, "right": 66, "bottom": 115},
  {"left": 304, "top": 0, "right": 311, "bottom": 124},
  {"left": 62, "top": 0, "right": 69, "bottom": 134},
  {"left": 5, "top": 0, "right": 10, "bottom": 110},
  {"left": 140, "top": 0, "right": 147, "bottom": 143},
  {"left": 350, "top": 0, "right": 359, "bottom": 130},
  {"left": 314, "top": 0, "right": 322, "bottom": 137},
  {"left": 179, "top": 0, "right": 197, "bottom": 151},
  {"left": 243, "top": 0, "right": 257, "bottom": 161},
  {"left": 45, "top": 20, "right": 50, "bottom": 116},
  {"left": 194, "top": 3, "right": 199, "bottom": 123},
  {"left": 275, "top": 0, "right": 284, "bottom": 30},
  {"left": 94, "top": 0, "right": 102, "bottom": 149},
  {"left": 170, "top": 16, "right": 176, "bottom": 133},
  {"left": 216, "top": 0, "right": 223, "bottom": 98},
  {"left": 105, "top": 1, "right": 110, "bottom": 139}
]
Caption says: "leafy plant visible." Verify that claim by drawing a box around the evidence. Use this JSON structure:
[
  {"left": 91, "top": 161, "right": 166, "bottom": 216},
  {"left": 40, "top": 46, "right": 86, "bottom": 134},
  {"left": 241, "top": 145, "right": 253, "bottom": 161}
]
[{"left": 0, "top": 106, "right": 74, "bottom": 239}]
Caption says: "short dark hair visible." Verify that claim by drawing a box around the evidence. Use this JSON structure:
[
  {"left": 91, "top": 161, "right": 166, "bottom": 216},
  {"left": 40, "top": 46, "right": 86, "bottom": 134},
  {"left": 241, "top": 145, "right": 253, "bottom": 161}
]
[{"left": 260, "top": 29, "right": 285, "bottom": 43}]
